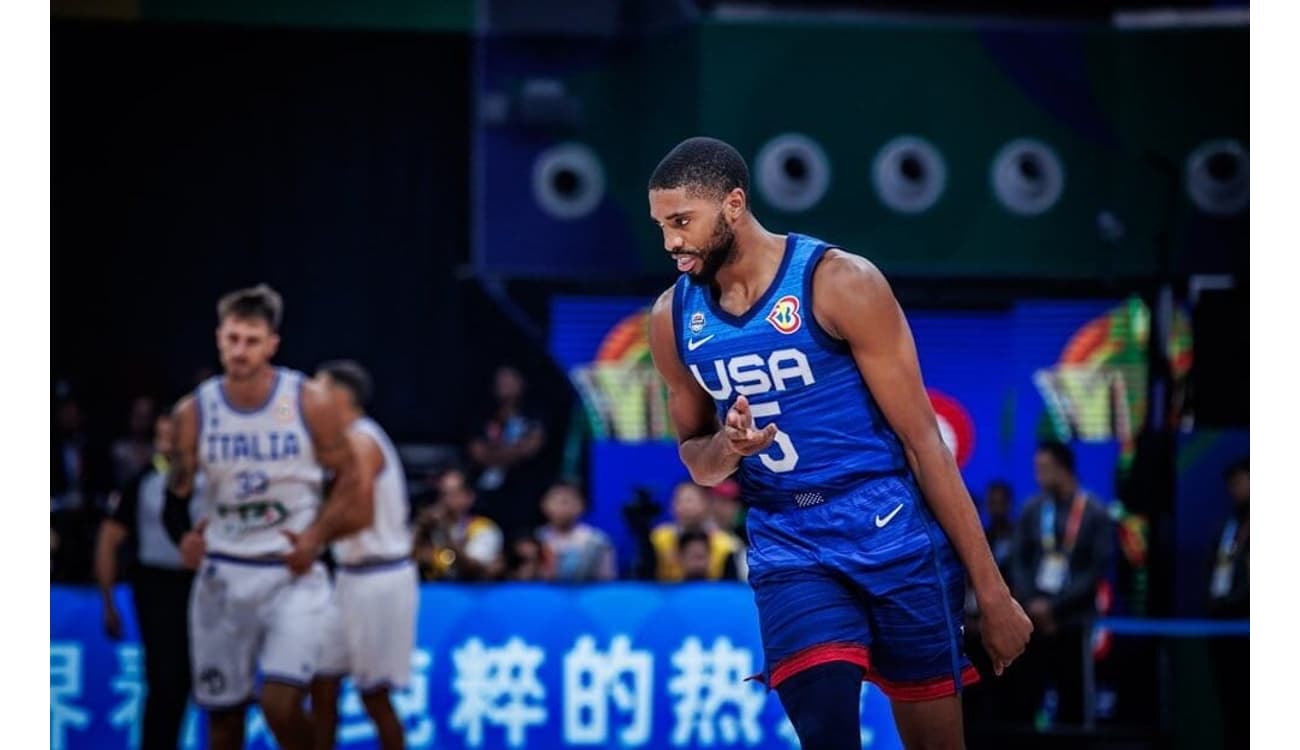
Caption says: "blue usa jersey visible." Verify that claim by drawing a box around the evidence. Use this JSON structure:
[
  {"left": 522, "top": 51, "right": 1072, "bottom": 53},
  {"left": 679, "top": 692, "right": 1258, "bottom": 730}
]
[{"left": 673, "top": 233, "right": 907, "bottom": 509}]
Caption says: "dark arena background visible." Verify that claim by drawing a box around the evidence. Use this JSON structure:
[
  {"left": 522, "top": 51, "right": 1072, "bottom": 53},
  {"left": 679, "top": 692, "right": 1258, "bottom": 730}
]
[{"left": 50, "top": 1, "right": 1248, "bottom": 749}]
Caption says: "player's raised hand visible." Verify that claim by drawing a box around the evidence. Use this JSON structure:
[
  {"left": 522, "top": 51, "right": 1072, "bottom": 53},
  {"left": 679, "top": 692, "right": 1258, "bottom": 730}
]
[
  {"left": 979, "top": 588, "right": 1034, "bottom": 676},
  {"left": 281, "top": 528, "right": 322, "bottom": 576},
  {"left": 723, "top": 395, "right": 778, "bottom": 456},
  {"left": 179, "top": 518, "right": 209, "bottom": 570}
]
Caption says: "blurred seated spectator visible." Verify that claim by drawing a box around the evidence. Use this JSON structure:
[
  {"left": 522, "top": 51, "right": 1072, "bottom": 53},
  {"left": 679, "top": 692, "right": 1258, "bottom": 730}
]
[
  {"left": 1006, "top": 441, "right": 1115, "bottom": 726},
  {"left": 1208, "top": 457, "right": 1249, "bottom": 746},
  {"left": 709, "top": 478, "right": 746, "bottom": 539},
  {"left": 505, "top": 529, "right": 553, "bottom": 582},
  {"left": 536, "top": 481, "right": 616, "bottom": 582},
  {"left": 413, "top": 467, "right": 504, "bottom": 582},
  {"left": 677, "top": 530, "right": 715, "bottom": 582},
  {"left": 651, "top": 482, "right": 741, "bottom": 582},
  {"left": 709, "top": 479, "right": 748, "bottom": 581},
  {"left": 466, "top": 365, "right": 548, "bottom": 535},
  {"left": 110, "top": 395, "right": 158, "bottom": 488}
]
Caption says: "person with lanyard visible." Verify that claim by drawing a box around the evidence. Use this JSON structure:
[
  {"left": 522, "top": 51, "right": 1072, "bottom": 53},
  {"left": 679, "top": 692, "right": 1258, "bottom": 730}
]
[
  {"left": 1208, "top": 457, "right": 1248, "bottom": 746},
  {"left": 94, "top": 413, "right": 201, "bottom": 750},
  {"left": 1006, "top": 440, "right": 1115, "bottom": 726}
]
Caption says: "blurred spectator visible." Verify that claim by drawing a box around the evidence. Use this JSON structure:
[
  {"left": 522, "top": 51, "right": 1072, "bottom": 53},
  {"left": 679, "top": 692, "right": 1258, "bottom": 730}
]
[
  {"left": 964, "top": 479, "right": 1021, "bottom": 721},
  {"left": 536, "top": 482, "right": 616, "bottom": 582},
  {"left": 413, "top": 467, "right": 505, "bottom": 582},
  {"left": 52, "top": 395, "right": 96, "bottom": 512},
  {"left": 709, "top": 478, "right": 746, "bottom": 538},
  {"left": 52, "top": 393, "right": 109, "bottom": 582},
  {"left": 651, "top": 482, "right": 741, "bottom": 582},
  {"left": 109, "top": 395, "right": 158, "bottom": 487},
  {"left": 94, "top": 414, "right": 198, "bottom": 750},
  {"left": 984, "top": 479, "right": 1017, "bottom": 579},
  {"left": 467, "top": 366, "right": 548, "bottom": 534},
  {"left": 1208, "top": 457, "right": 1249, "bottom": 746},
  {"left": 621, "top": 488, "right": 664, "bottom": 581},
  {"left": 505, "top": 530, "right": 553, "bottom": 582},
  {"left": 709, "top": 479, "right": 749, "bottom": 581},
  {"left": 677, "top": 530, "right": 714, "bottom": 582},
  {"left": 1006, "top": 441, "right": 1115, "bottom": 726}
]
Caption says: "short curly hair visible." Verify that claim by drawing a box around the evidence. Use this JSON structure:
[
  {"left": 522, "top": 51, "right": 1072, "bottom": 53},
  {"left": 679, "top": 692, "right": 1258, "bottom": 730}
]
[{"left": 648, "top": 136, "right": 749, "bottom": 201}]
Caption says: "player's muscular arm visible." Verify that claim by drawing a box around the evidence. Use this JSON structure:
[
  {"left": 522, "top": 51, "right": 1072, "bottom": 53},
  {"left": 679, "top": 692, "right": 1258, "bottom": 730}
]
[
  {"left": 815, "top": 250, "right": 1033, "bottom": 674},
  {"left": 648, "top": 288, "right": 776, "bottom": 486},
  {"left": 286, "top": 382, "right": 368, "bottom": 572},
  {"left": 163, "top": 395, "right": 200, "bottom": 546},
  {"left": 327, "top": 430, "right": 381, "bottom": 532}
]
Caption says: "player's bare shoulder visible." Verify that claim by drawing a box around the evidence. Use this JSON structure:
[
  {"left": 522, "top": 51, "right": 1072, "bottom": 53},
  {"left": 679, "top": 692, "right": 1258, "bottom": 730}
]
[
  {"left": 170, "top": 392, "right": 199, "bottom": 446},
  {"left": 647, "top": 285, "right": 684, "bottom": 376},
  {"left": 297, "top": 376, "right": 340, "bottom": 440},
  {"left": 811, "top": 248, "right": 893, "bottom": 339}
]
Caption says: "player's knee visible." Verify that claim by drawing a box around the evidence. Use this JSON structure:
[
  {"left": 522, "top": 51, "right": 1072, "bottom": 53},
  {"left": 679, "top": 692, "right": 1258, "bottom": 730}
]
[
  {"left": 360, "top": 687, "right": 390, "bottom": 708},
  {"left": 207, "top": 707, "right": 246, "bottom": 748},
  {"left": 776, "top": 661, "right": 863, "bottom": 750},
  {"left": 259, "top": 683, "right": 305, "bottom": 729}
]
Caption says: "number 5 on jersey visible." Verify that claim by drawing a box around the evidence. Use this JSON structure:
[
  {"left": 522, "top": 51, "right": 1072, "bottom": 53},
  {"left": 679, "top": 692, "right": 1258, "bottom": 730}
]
[{"left": 749, "top": 401, "right": 799, "bottom": 473}]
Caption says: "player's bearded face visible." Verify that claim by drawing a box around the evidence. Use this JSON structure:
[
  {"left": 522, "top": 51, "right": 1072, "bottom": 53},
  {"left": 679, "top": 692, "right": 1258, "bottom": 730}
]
[
  {"left": 683, "top": 210, "right": 736, "bottom": 287},
  {"left": 216, "top": 317, "right": 279, "bottom": 380}
]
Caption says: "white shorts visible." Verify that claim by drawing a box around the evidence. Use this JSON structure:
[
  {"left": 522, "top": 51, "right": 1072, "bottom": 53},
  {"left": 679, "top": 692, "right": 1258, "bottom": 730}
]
[
  {"left": 317, "top": 559, "right": 419, "bottom": 692},
  {"left": 189, "top": 554, "right": 331, "bottom": 708}
]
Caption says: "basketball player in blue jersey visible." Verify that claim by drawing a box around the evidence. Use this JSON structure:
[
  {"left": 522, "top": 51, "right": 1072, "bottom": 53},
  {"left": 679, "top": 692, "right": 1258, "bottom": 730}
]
[
  {"left": 646, "top": 137, "right": 1033, "bottom": 750},
  {"left": 163, "top": 284, "right": 371, "bottom": 750}
]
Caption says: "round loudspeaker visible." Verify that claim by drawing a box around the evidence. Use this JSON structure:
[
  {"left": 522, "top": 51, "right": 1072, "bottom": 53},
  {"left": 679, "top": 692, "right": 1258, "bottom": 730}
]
[
  {"left": 532, "top": 142, "right": 606, "bottom": 221},
  {"left": 755, "top": 134, "right": 831, "bottom": 212},
  {"left": 1185, "top": 139, "right": 1248, "bottom": 216},
  {"left": 991, "top": 138, "right": 1065, "bottom": 216},
  {"left": 872, "top": 136, "right": 947, "bottom": 214}
]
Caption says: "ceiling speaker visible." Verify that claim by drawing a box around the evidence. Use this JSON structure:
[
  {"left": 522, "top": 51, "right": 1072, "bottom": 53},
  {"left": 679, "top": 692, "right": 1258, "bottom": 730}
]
[
  {"left": 1185, "top": 138, "right": 1248, "bottom": 216},
  {"left": 532, "top": 142, "right": 606, "bottom": 221},
  {"left": 872, "top": 136, "right": 947, "bottom": 214},
  {"left": 991, "top": 138, "right": 1065, "bottom": 216},
  {"left": 755, "top": 133, "right": 832, "bottom": 212}
]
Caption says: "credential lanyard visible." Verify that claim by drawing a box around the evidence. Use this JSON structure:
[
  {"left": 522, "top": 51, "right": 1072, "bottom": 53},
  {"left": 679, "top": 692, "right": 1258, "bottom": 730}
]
[
  {"left": 1217, "top": 519, "right": 1240, "bottom": 563},
  {"left": 1041, "top": 493, "right": 1087, "bottom": 555}
]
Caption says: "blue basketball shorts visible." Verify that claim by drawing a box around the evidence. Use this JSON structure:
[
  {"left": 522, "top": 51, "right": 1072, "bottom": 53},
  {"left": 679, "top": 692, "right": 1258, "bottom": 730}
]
[{"left": 745, "top": 474, "right": 978, "bottom": 701}]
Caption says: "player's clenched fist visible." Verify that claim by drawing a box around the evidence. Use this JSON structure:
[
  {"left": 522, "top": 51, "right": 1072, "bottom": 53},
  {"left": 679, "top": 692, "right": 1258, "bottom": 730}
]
[{"left": 723, "top": 395, "right": 778, "bottom": 456}]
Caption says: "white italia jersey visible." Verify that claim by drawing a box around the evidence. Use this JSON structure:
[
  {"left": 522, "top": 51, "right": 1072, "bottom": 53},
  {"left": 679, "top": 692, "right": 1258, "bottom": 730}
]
[
  {"left": 196, "top": 368, "right": 324, "bottom": 556},
  {"left": 332, "top": 416, "right": 411, "bottom": 564}
]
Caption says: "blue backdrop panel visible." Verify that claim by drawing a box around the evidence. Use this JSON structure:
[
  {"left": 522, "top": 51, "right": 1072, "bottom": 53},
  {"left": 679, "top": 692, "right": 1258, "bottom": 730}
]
[{"left": 52, "top": 584, "right": 904, "bottom": 750}]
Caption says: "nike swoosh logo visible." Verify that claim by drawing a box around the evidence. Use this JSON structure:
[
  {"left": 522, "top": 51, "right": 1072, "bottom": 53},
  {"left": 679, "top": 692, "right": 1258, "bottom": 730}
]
[
  {"left": 687, "top": 335, "right": 715, "bottom": 351},
  {"left": 875, "top": 503, "right": 905, "bottom": 528}
]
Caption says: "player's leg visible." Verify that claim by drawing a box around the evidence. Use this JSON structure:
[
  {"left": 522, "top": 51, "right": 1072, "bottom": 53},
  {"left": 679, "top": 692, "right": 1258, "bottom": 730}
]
[
  {"left": 889, "top": 696, "right": 964, "bottom": 750},
  {"left": 261, "top": 564, "right": 332, "bottom": 750},
  {"left": 261, "top": 681, "right": 312, "bottom": 750},
  {"left": 747, "top": 503, "right": 872, "bottom": 749},
  {"left": 775, "top": 661, "right": 864, "bottom": 750},
  {"left": 836, "top": 476, "right": 978, "bottom": 749},
  {"left": 361, "top": 688, "right": 406, "bottom": 750},
  {"left": 344, "top": 563, "right": 418, "bottom": 750},
  {"left": 189, "top": 560, "right": 258, "bottom": 750},
  {"left": 208, "top": 708, "right": 247, "bottom": 750},
  {"left": 310, "top": 676, "right": 343, "bottom": 750},
  {"left": 312, "top": 588, "right": 350, "bottom": 750}
]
